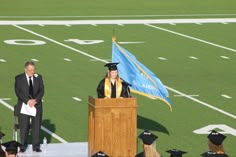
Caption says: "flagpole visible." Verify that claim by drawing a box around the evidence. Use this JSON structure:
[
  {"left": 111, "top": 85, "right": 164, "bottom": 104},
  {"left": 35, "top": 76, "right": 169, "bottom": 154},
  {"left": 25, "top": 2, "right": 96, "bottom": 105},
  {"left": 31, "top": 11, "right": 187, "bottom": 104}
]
[{"left": 112, "top": 28, "right": 116, "bottom": 42}]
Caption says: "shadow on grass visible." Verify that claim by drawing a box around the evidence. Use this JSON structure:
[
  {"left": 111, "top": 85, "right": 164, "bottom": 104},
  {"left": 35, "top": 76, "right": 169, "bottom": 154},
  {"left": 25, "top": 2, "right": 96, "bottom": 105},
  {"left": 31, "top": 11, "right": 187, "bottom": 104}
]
[
  {"left": 137, "top": 115, "right": 169, "bottom": 135},
  {"left": 28, "top": 119, "right": 56, "bottom": 144}
]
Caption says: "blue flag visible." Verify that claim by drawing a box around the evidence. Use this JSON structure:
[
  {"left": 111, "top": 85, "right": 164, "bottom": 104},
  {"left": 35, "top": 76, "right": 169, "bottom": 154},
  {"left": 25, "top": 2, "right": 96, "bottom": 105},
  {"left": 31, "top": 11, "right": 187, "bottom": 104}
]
[{"left": 112, "top": 39, "right": 172, "bottom": 111}]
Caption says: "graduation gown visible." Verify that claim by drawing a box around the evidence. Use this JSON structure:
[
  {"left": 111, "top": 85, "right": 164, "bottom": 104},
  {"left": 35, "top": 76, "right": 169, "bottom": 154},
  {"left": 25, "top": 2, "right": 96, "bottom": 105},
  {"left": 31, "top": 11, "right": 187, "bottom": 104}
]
[
  {"left": 97, "top": 78, "right": 130, "bottom": 98},
  {"left": 135, "top": 152, "right": 163, "bottom": 157},
  {"left": 0, "top": 148, "right": 6, "bottom": 157},
  {"left": 135, "top": 152, "right": 144, "bottom": 157}
]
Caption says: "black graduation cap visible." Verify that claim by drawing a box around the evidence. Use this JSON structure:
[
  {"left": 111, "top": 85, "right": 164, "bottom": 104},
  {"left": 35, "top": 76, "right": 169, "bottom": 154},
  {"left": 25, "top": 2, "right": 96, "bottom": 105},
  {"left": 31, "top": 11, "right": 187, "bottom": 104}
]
[
  {"left": 200, "top": 151, "right": 229, "bottom": 157},
  {"left": 166, "top": 149, "right": 187, "bottom": 157},
  {"left": 104, "top": 62, "right": 119, "bottom": 71},
  {"left": 207, "top": 130, "right": 226, "bottom": 146},
  {"left": 91, "top": 151, "right": 109, "bottom": 157},
  {"left": 0, "top": 131, "right": 5, "bottom": 139},
  {"left": 138, "top": 130, "right": 158, "bottom": 145},
  {"left": 2, "top": 141, "right": 22, "bottom": 152}
]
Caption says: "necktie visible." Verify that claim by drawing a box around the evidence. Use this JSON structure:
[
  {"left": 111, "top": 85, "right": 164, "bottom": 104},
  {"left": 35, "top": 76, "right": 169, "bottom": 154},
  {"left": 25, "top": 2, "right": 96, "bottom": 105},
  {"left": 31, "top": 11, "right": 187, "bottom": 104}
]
[{"left": 29, "top": 77, "right": 34, "bottom": 98}]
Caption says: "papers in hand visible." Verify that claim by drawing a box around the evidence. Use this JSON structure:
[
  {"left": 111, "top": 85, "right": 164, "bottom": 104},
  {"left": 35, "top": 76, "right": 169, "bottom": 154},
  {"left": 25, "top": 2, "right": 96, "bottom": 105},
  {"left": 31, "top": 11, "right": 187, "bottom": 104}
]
[{"left": 20, "top": 102, "right": 37, "bottom": 117}]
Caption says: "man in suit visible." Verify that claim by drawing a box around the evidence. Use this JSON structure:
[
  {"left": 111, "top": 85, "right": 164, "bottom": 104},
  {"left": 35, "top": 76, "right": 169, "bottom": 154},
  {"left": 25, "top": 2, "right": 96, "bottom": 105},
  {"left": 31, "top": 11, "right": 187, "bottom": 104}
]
[{"left": 15, "top": 61, "right": 44, "bottom": 152}]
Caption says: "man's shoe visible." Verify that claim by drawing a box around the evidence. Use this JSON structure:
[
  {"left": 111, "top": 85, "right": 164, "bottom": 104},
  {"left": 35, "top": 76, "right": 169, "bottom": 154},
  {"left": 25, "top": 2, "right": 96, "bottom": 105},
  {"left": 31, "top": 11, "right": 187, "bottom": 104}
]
[
  {"left": 33, "top": 148, "right": 42, "bottom": 152},
  {"left": 20, "top": 147, "right": 26, "bottom": 153}
]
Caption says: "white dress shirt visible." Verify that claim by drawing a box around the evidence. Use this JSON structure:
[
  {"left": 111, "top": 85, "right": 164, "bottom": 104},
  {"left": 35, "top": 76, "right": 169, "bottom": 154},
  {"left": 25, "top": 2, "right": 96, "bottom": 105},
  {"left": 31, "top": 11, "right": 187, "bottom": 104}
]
[{"left": 25, "top": 73, "right": 34, "bottom": 85}]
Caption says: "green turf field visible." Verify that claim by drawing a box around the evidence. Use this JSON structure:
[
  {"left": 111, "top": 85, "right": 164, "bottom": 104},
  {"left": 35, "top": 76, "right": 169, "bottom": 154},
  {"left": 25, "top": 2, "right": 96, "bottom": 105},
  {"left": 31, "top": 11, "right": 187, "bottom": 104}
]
[{"left": 0, "top": 0, "right": 236, "bottom": 156}]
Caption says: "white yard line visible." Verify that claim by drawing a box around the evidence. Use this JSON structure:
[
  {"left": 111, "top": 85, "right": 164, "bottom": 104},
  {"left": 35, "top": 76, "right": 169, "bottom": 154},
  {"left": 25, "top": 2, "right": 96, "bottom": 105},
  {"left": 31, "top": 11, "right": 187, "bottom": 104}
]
[
  {"left": 145, "top": 24, "right": 236, "bottom": 53},
  {"left": 0, "top": 98, "right": 11, "bottom": 100},
  {"left": 64, "top": 58, "right": 72, "bottom": 62},
  {"left": 169, "top": 23, "right": 176, "bottom": 25},
  {"left": 0, "top": 59, "right": 7, "bottom": 62},
  {"left": 166, "top": 86, "right": 236, "bottom": 119},
  {"left": 221, "top": 56, "right": 230, "bottom": 59},
  {"left": 31, "top": 59, "right": 39, "bottom": 62},
  {"left": 1, "top": 18, "right": 236, "bottom": 25},
  {"left": 13, "top": 25, "right": 236, "bottom": 120},
  {"left": 118, "top": 41, "right": 144, "bottom": 44},
  {"left": 90, "top": 58, "right": 111, "bottom": 62},
  {"left": 158, "top": 57, "right": 167, "bottom": 60},
  {"left": 1, "top": 14, "right": 236, "bottom": 18},
  {"left": 13, "top": 25, "right": 108, "bottom": 63},
  {"left": 189, "top": 56, "right": 199, "bottom": 60},
  {"left": 221, "top": 94, "right": 232, "bottom": 99},
  {"left": 72, "top": 97, "right": 82, "bottom": 102},
  {"left": 174, "top": 94, "right": 199, "bottom": 97},
  {"left": 0, "top": 99, "right": 68, "bottom": 143}
]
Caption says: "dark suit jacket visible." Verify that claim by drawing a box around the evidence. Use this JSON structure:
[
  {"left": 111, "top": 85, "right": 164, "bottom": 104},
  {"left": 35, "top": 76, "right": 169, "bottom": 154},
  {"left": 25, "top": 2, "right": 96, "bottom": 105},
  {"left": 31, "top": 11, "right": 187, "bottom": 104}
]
[{"left": 15, "top": 73, "right": 44, "bottom": 114}]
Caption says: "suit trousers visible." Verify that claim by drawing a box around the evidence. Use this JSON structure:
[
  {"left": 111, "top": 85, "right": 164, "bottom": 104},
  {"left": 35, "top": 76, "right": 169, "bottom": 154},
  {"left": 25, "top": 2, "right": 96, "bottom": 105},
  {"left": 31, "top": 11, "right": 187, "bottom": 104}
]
[{"left": 18, "top": 107, "right": 42, "bottom": 149}]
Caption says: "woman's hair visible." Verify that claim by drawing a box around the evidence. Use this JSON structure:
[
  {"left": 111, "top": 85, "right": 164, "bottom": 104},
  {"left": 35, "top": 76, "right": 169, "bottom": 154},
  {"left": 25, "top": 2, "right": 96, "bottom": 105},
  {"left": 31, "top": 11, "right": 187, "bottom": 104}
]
[
  {"left": 208, "top": 140, "right": 225, "bottom": 153},
  {"left": 143, "top": 143, "right": 161, "bottom": 157},
  {"left": 6, "top": 150, "right": 17, "bottom": 156}
]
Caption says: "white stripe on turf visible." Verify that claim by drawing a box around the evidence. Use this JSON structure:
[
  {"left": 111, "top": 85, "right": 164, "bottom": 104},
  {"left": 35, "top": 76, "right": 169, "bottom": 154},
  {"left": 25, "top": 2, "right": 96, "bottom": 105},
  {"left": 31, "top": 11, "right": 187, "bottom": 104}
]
[
  {"left": 0, "top": 98, "right": 11, "bottom": 100},
  {"left": 145, "top": 24, "right": 236, "bottom": 53},
  {"left": 189, "top": 56, "right": 199, "bottom": 60},
  {"left": 1, "top": 18, "right": 236, "bottom": 25},
  {"left": 118, "top": 41, "right": 144, "bottom": 44},
  {"left": 0, "top": 59, "right": 7, "bottom": 62},
  {"left": 166, "top": 86, "right": 236, "bottom": 119},
  {"left": 174, "top": 94, "right": 199, "bottom": 97},
  {"left": 1, "top": 14, "right": 236, "bottom": 18},
  {"left": 13, "top": 25, "right": 236, "bottom": 120},
  {"left": 31, "top": 59, "right": 39, "bottom": 62},
  {"left": 221, "top": 94, "right": 232, "bottom": 99},
  {"left": 221, "top": 56, "right": 230, "bottom": 59},
  {"left": 64, "top": 58, "right": 72, "bottom": 61},
  {"left": 158, "top": 57, "right": 167, "bottom": 60},
  {"left": 72, "top": 97, "right": 82, "bottom": 101},
  {"left": 0, "top": 99, "right": 68, "bottom": 143},
  {"left": 12, "top": 25, "right": 108, "bottom": 63}
]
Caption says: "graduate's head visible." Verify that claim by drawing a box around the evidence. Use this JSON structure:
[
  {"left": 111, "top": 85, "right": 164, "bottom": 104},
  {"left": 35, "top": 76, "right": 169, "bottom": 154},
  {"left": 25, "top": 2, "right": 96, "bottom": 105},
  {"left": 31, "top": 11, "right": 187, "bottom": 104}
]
[
  {"left": 5, "top": 150, "right": 17, "bottom": 157},
  {"left": 2, "top": 141, "right": 22, "bottom": 157},
  {"left": 91, "top": 151, "right": 109, "bottom": 157},
  {"left": 24, "top": 61, "right": 35, "bottom": 77},
  {"left": 104, "top": 63, "right": 119, "bottom": 79},
  {"left": 166, "top": 149, "right": 187, "bottom": 157},
  {"left": 138, "top": 130, "right": 161, "bottom": 157},
  {"left": 207, "top": 130, "right": 226, "bottom": 153}
]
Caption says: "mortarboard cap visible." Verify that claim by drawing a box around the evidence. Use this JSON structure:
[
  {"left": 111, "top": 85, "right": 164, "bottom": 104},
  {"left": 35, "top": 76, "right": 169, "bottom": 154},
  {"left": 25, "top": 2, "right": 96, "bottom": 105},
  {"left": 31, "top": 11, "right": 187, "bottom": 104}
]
[
  {"left": 138, "top": 130, "right": 158, "bottom": 145},
  {"left": 91, "top": 151, "right": 109, "bottom": 157},
  {"left": 2, "top": 140, "right": 22, "bottom": 152},
  {"left": 166, "top": 149, "right": 187, "bottom": 157},
  {"left": 200, "top": 151, "right": 229, "bottom": 157},
  {"left": 207, "top": 130, "right": 226, "bottom": 146},
  {"left": 104, "top": 62, "right": 119, "bottom": 71},
  {"left": 0, "top": 131, "right": 5, "bottom": 139}
]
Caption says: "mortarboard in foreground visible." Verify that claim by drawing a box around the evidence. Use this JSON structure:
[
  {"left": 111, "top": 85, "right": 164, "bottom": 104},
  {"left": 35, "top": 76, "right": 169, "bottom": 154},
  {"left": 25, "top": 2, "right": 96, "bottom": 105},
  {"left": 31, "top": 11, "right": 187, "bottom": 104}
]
[
  {"left": 1, "top": 140, "right": 22, "bottom": 152},
  {"left": 138, "top": 130, "right": 158, "bottom": 145},
  {"left": 207, "top": 130, "right": 226, "bottom": 146},
  {"left": 91, "top": 151, "right": 109, "bottom": 157},
  {"left": 166, "top": 149, "right": 187, "bottom": 157}
]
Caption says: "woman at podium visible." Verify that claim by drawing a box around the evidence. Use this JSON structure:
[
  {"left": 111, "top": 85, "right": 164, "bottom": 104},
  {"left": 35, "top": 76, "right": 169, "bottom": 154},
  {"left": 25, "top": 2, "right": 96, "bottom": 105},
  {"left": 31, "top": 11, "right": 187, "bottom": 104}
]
[{"left": 96, "top": 62, "right": 131, "bottom": 98}]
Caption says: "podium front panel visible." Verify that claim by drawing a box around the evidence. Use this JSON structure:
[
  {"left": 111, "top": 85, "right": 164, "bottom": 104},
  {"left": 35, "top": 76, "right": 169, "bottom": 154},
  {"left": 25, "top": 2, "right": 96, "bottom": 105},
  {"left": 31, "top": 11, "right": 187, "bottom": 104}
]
[{"left": 88, "top": 96, "right": 137, "bottom": 157}]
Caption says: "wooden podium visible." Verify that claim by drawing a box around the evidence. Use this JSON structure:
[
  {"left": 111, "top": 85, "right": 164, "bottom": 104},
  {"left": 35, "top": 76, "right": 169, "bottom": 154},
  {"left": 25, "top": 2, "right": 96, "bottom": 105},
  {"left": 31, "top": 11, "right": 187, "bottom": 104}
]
[{"left": 88, "top": 96, "right": 137, "bottom": 157}]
